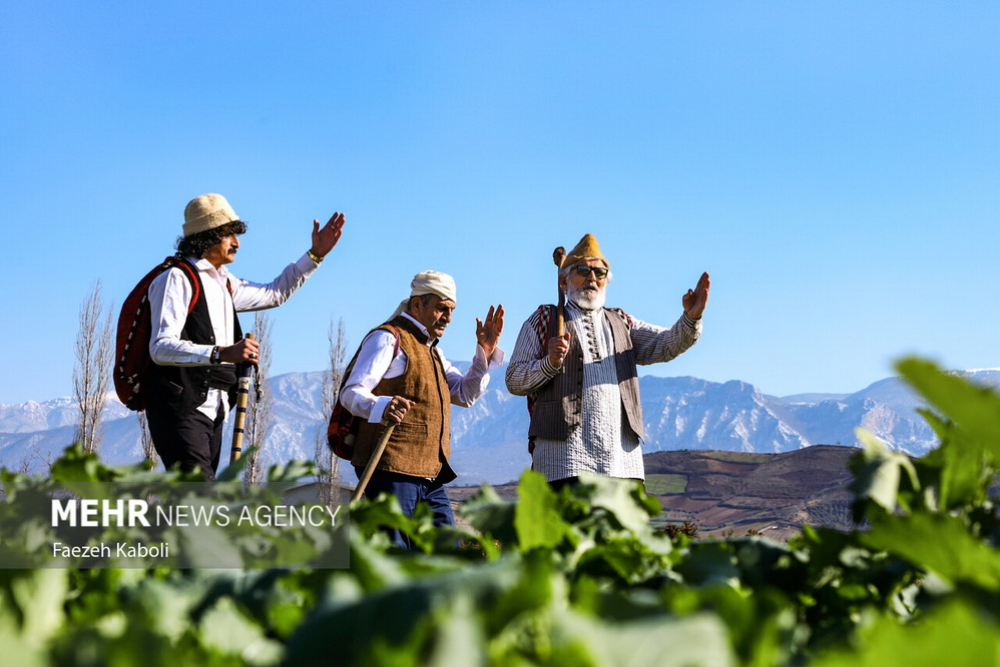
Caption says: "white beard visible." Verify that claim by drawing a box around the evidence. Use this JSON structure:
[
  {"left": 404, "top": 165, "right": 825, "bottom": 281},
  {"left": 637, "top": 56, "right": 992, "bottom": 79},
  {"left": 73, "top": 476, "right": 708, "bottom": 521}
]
[{"left": 566, "top": 282, "right": 607, "bottom": 311}]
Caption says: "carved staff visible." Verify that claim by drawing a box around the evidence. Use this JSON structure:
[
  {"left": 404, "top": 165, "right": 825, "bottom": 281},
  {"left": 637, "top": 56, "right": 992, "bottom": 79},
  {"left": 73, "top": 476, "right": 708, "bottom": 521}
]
[
  {"left": 553, "top": 246, "right": 566, "bottom": 336},
  {"left": 229, "top": 333, "right": 256, "bottom": 464},
  {"left": 351, "top": 422, "right": 397, "bottom": 502}
]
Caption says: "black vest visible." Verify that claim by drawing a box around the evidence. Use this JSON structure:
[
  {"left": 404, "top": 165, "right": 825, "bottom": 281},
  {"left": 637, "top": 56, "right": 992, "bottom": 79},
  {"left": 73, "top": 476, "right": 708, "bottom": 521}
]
[{"left": 146, "top": 260, "right": 243, "bottom": 419}]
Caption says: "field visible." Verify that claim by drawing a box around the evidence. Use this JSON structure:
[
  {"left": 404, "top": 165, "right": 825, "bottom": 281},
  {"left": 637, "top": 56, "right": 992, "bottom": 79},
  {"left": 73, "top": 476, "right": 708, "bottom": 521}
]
[
  {"left": 452, "top": 446, "right": 856, "bottom": 539},
  {"left": 3, "top": 359, "right": 1000, "bottom": 665}
]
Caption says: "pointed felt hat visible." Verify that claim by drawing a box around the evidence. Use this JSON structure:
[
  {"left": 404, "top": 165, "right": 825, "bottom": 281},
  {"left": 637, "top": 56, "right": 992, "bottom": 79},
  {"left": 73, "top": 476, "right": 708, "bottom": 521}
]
[{"left": 561, "top": 233, "right": 609, "bottom": 269}]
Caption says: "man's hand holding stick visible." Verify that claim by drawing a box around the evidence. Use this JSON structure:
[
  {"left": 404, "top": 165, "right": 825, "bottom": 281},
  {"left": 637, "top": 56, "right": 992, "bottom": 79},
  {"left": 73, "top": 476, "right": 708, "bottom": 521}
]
[
  {"left": 351, "top": 396, "right": 412, "bottom": 502},
  {"left": 549, "top": 246, "right": 571, "bottom": 370}
]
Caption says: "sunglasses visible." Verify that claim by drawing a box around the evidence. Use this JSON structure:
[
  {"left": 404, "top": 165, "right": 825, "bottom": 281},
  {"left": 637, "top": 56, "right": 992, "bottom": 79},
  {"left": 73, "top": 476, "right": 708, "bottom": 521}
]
[{"left": 571, "top": 265, "right": 609, "bottom": 280}]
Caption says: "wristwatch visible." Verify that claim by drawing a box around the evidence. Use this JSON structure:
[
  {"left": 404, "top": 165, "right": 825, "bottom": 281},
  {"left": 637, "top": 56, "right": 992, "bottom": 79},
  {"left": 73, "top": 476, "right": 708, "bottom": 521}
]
[{"left": 210, "top": 346, "right": 222, "bottom": 364}]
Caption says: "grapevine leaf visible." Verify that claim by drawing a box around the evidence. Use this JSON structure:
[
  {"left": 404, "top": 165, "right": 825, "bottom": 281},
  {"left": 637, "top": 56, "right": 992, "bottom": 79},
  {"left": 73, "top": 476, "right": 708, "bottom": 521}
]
[{"left": 515, "top": 470, "right": 569, "bottom": 550}]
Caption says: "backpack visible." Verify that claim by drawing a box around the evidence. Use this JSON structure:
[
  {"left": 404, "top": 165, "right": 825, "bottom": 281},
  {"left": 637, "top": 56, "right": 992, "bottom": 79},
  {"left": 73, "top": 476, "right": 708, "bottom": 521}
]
[
  {"left": 114, "top": 257, "right": 200, "bottom": 411},
  {"left": 326, "top": 325, "right": 401, "bottom": 461}
]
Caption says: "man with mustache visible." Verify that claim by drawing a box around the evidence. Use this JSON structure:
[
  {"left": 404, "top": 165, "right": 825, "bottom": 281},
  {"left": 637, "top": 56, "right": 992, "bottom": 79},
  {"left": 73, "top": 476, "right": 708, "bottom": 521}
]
[
  {"left": 339, "top": 271, "right": 504, "bottom": 547},
  {"left": 145, "top": 193, "right": 345, "bottom": 481},
  {"left": 506, "top": 234, "right": 710, "bottom": 489}
]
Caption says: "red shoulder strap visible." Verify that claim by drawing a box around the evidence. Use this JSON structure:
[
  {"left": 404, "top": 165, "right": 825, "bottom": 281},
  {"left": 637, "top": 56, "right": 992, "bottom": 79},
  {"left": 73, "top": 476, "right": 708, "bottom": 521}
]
[
  {"left": 163, "top": 257, "right": 201, "bottom": 313},
  {"left": 388, "top": 325, "right": 401, "bottom": 358},
  {"left": 337, "top": 324, "right": 403, "bottom": 394}
]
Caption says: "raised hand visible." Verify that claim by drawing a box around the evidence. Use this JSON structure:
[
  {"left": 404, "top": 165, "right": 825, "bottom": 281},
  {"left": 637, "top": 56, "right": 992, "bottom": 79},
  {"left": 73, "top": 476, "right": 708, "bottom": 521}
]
[
  {"left": 475, "top": 304, "right": 504, "bottom": 357},
  {"left": 309, "top": 211, "right": 346, "bottom": 259},
  {"left": 682, "top": 272, "right": 711, "bottom": 320}
]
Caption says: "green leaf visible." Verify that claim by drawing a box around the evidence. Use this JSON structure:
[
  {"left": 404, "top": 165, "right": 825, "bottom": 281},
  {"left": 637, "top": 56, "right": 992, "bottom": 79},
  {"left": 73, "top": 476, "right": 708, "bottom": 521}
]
[
  {"left": 49, "top": 444, "right": 117, "bottom": 483},
  {"left": 127, "top": 578, "right": 199, "bottom": 642},
  {"left": 581, "top": 474, "right": 660, "bottom": 534},
  {"left": 849, "top": 429, "right": 919, "bottom": 514},
  {"left": 216, "top": 447, "right": 253, "bottom": 482},
  {"left": 897, "top": 358, "right": 1000, "bottom": 461},
  {"left": 862, "top": 513, "right": 1000, "bottom": 591},
  {"left": 285, "top": 558, "right": 523, "bottom": 666},
  {"left": 265, "top": 458, "right": 317, "bottom": 483},
  {"left": 9, "top": 568, "right": 69, "bottom": 644},
  {"left": 810, "top": 599, "right": 1000, "bottom": 667},
  {"left": 425, "top": 593, "right": 487, "bottom": 667},
  {"left": 0, "top": 615, "right": 48, "bottom": 667},
  {"left": 173, "top": 525, "right": 245, "bottom": 568},
  {"left": 920, "top": 426, "right": 989, "bottom": 511},
  {"left": 515, "top": 470, "right": 569, "bottom": 550},
  {"left": 675, "top": 542, "right": 740, "bottom": 588},
  {"left": 555, "top": 609, "right": 736, "bottom": 667},
  {"left": 198, "top": 597, "right": 283, "bottom": 665},
  {"left": 460, "top": 484, "right": 518, "bottom": 546}
]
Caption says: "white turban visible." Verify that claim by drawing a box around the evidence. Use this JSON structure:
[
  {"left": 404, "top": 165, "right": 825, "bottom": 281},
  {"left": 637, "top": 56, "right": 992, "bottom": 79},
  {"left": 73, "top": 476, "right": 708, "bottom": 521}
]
[{"left": 389, "top": 270, "right": 457, "bottom": 321}]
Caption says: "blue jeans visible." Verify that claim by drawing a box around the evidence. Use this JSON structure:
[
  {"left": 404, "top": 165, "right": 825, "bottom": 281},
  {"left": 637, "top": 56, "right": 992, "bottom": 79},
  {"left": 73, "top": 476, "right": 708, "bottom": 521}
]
[{"left": 354, "top": 468, "right": 455, "bottom": 549}]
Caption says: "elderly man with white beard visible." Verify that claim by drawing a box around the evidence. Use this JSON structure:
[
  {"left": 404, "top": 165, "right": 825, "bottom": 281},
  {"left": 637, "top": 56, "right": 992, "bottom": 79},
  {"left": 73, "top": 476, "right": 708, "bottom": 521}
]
[{"left": 506, "top": 234, "right": 711, "bottom": 490}]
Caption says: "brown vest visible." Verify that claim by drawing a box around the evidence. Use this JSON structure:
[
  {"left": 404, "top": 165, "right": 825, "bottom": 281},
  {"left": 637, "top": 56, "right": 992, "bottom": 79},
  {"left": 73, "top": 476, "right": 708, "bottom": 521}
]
[
  {"left": 351, "top": 316, "right": 456, "bottom": 482},
  {"left": 528, "top": 307, "right": 644, "bottom": 441}
]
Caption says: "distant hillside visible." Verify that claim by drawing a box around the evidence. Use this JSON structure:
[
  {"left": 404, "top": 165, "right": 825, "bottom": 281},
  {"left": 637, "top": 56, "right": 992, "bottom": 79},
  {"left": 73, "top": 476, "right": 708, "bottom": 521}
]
[
  {"left": 644, "top": 445, "right": 856, "bottom": 540},
  {"left": 450, "top": 445, "right": 859, "bottom": 541}
]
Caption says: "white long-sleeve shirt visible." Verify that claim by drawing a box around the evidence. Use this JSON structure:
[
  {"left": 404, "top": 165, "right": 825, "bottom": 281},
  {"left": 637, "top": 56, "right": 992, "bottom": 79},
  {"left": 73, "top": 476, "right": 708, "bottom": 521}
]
[
  {"left": 340, "top": 312, "right": 504, "bottom": 424},
  {"left": 147, "top": 253, "right": 320, "bottom": 419}
]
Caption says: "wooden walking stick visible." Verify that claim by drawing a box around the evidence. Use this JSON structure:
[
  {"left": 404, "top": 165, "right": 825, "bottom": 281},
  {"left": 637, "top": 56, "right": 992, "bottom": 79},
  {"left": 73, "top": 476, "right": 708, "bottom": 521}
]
[
  {"left": 553, "top": 246, "right": 566, "bottom": 336},
  {"left": 230, "top": 333, "right": 256, "bottom": 464},
  {"left": 351, "top": 422, "right": 397, "bottom": 502}
]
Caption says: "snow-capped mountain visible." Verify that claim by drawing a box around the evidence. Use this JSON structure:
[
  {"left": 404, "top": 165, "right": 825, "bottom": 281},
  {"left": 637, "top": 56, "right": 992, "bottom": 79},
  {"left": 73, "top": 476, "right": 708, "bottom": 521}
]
[{"left": 2, "top": 369, "right": 997, "bottom": 485}]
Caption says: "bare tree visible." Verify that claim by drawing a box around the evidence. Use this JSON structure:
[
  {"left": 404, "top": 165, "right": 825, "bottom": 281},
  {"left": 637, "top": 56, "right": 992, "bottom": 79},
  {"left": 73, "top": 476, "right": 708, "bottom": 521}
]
[
  {"left": 29, "top": 442, "right": 54, "bottom": 473},
  {"left": 137, "top": 411, "right": 159, "bottom": 470},
  {"left": 243, "top": 311, "right": 274, "bottom": 486},
  {"left": 73, "top": 282, "right": 114, "bottom": 455},
  {"left": 14, "top": 455, "right": 31, "bottom": 475},
  {"left": 315, "top": 316, "right": 348, "bottom": 506}
]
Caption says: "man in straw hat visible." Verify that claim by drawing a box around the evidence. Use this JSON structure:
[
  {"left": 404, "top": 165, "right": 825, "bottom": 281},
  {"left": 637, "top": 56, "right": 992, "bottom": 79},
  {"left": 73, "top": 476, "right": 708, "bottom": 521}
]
[
  {"left": 506, "top": 233, "right": 710, "bottom": 489},
  {"left": 339, "top": 271, "right": 504, "bottom": 547},
  {"left": 145, "top": 193, "right": 345, "bottom": 481}
]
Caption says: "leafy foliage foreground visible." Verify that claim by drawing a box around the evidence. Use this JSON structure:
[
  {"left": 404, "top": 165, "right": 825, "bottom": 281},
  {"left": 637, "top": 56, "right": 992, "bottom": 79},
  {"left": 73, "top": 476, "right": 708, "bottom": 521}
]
[{"left": 3, "top": 358, "right": 1000, "bottom": 666}]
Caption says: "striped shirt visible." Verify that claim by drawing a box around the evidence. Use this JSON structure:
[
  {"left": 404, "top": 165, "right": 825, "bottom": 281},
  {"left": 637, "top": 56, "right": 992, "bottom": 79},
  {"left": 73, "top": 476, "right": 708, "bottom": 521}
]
[{"left": 506, "top": 301, "right": 702, "bottom": 481}]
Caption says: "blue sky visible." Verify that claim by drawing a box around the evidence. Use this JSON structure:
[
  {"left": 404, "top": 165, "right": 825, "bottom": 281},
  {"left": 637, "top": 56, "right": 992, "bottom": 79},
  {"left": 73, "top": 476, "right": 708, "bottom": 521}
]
[{"left": 2, "top": 2, "right": 997, "bottom": 405}]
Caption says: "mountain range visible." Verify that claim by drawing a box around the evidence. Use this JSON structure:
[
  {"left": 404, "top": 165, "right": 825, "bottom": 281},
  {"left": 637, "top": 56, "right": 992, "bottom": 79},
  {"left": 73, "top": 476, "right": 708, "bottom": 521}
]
[{"left": 2, "top": 368, "right": 998, "bottom": 485}]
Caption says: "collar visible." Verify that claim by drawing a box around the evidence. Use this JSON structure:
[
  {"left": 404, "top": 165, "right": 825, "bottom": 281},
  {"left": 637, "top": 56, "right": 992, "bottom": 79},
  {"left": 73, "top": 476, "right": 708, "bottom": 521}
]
[
  {"left": 400, "top": 312, "right": 438, "bottom": 347},
  {"left": 188, "top": 255, "right": 230, "bottom": 280},
  {"left": 567, "top": 300, "right": 602, "bottom": 316}
]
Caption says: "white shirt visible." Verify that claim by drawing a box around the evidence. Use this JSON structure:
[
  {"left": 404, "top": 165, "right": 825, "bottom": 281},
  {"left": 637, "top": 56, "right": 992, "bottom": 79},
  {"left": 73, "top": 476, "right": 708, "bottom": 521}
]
[
  {"left": 147, "top": 253, "right": 320, "bottom": 419},
  {"left": 340, "top": 312, "right": 505, "bottom": 424}
]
